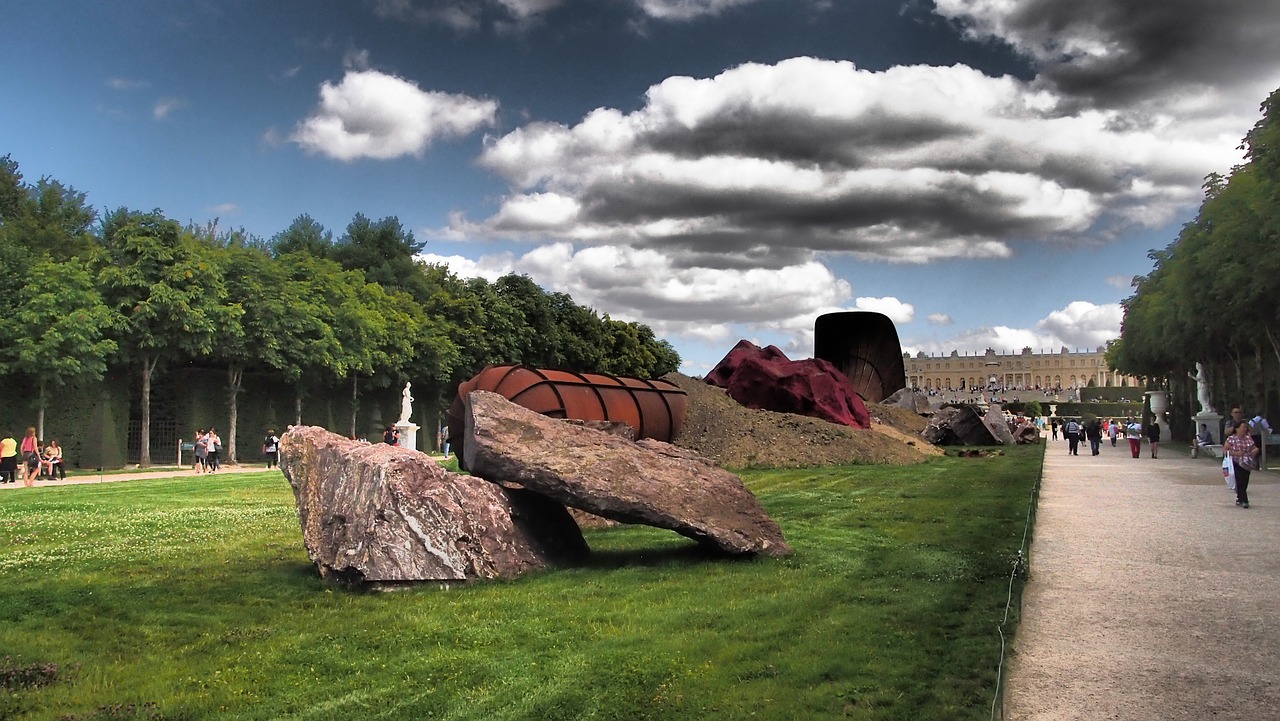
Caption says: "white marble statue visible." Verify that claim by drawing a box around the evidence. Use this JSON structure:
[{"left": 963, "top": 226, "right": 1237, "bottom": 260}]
[
  {"left": 1188, "top": 362, "right": 1215, "bottom": 415},
  {"left": 398, "top": 382, "right": 414, "bottom": 424}
]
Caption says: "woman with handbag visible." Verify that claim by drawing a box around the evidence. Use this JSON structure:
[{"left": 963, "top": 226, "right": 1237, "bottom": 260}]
[
  {"left": 206, "top": 428, "right": 222, "bottom": 473},
  {"left": 1225, "top": 420, "right": 1260, "bottom": 508},
  {"left": 193, "top": 429, "right": 208, "bottom": 473},
  {"left": 19, "top": 427, "right": 39, "bottom": 483}
]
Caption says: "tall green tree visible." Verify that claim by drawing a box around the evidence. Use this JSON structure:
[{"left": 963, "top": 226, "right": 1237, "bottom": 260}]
[
  {"left": 0, "top": 154, "right": 26, "bottom": 223},
  {"left": 97, "top": 209, "right": 228, "bottom": 466},
  {"left": 549, "top": 291, "right": 608, "bottom": 371},
  {"left": 10, "top": 259, "right": 117, "bottom": 439},
  {"left": 274, "top": 252, "right": 346, "bottom": 425},
  {"left": 208, "top": 244, "right": 324, "bottom": 463},
  {"left": 599, "top": 318, "right": 680, "bottom": 378},
  {"left": 329, "top": 277, "right": 421, "bottom": 437},
  {"left": 330, "top": 213, "right": 429, "bottom": 296},
  {"left": 1114, "top": 86, "right": 1280, "bottom": 417},
  {"left": 270, "top": 214, "right": 334, "bottom": 258},
  {"left": 494, "top": 273, "right": 563, "bottom": 367}
]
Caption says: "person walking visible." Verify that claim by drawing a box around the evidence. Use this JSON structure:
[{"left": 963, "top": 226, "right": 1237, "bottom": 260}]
[
  {"left": 1064, "top": 418, "right": 1081, "bottom": 456},
  {"left": 1145, "top": 420, "right": 1161, "bottom": 459},
  {"left": 1086, "top": 417, "right": 1103, "bottom": 456},
  {"left": 1050, "top": 418, "right": 1059, "bottom": 441},
  {"left": 1127, "top": 419, "right": 1143, "bottom": 458},
  {"left": 206, "top": 428, "right": 222, "bottom": 472},
  {"left": 1108, "top": 419, "right": 1119, "bottom": 447},
  {"left": 262, "top": 429, "right": 280, "bottom": 469},
  {"left": 1059, "top": 417, "right": 1080, "bottom": 455},
  {"left": 23, "top": 444, "right": 42, "bottom": 486},
  {"left": 1224, "top": 420, "right": 1260, "bottom": 508},
  {"left": 193, "top": 429, "right": 208, "bottom": 473},
  {"left": 19, "top": 427, "right": 39, "bottom": 483}
]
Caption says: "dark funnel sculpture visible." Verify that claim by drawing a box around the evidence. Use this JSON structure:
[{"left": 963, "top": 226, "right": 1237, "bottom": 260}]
[{"left": 813, "top": 311, "right": 906, "bottom": 404}]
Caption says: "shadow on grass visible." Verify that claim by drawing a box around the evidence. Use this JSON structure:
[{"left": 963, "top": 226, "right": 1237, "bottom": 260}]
[{"left": 577, "top": 542, "right": 747, "bottom": 570}]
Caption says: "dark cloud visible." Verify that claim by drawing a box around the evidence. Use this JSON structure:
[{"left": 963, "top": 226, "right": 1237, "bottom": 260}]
[{"left": 936, "top": 0, "right": 1280, "bottom": 109}]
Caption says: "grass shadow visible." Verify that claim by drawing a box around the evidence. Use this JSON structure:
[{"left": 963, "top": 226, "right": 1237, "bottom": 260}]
[{"left": 577, "top": 542, "right": 742, "bottom": 570}]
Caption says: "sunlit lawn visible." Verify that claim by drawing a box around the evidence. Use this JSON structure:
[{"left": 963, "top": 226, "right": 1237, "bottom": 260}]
[{"left": 0, "top": 445, "right": 1041, "bottom": 721}]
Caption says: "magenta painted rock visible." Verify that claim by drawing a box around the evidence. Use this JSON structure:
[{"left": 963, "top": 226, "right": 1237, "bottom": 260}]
[{"left": 706, "top": 340, "right": 871, "bottom": 429}]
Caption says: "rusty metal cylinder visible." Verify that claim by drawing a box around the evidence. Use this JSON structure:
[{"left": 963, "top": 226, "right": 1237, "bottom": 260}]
[{"left": 446, "top": 365, "right": 687, "bottom": 467}]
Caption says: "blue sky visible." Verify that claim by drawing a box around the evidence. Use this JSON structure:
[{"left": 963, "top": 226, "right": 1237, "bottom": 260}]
[{"left": 5, "top": 0, "right": 1279, "bottom": 374}]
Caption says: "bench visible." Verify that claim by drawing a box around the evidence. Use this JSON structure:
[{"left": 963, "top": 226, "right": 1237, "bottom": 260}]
[{"left": 1192, "top": 444, "right": 1223, "bottom": 459}]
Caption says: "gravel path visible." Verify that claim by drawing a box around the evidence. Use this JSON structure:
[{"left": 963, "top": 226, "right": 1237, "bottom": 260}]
[{"left": 1004, "top": 439, "right": 1280, "bottom": 720}]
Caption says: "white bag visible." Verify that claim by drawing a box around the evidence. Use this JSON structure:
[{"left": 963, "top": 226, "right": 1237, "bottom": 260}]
[{"left": 1223, "top": 455, "right": 1236, "bottom": 490}]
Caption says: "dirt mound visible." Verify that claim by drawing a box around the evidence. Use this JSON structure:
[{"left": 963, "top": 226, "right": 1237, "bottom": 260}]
[{"left": 664, "top": 373, "right": 940, "bottom": 469}]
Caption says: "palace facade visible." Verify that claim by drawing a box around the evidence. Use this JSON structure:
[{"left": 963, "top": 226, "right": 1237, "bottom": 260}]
[{"left": 903, "top": 347, "right": 1138, "bottom": 392}]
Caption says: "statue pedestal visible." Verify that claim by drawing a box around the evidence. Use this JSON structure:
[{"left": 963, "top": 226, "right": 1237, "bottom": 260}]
[
  {"left": 1193, "top": 412, "right": 1224, "bottom": 444},
  {"left": 395, "top": 421, "right": 420, "bottom": 452}
]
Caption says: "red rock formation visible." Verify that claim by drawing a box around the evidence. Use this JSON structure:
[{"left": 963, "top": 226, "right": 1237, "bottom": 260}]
[{"left": 706, "top": 340, "right": 871, "bottom": 430}]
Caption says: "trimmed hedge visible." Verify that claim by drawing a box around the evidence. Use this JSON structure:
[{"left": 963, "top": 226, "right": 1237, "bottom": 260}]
[{"left": 1004, "top": 401, "right": 1142, "bottom": 420}]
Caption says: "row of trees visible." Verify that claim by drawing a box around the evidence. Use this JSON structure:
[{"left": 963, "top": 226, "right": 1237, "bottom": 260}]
[
  {"left": 1108, "top": 87, "right": 1280, "bottom": 423},
  {"left": 0, "top": 156, "right": 680, "bottom": 465}
]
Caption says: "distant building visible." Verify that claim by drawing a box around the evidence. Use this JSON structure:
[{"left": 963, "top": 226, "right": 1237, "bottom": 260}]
[{"left": 903, "top": 346, "right": 1137, "bottom": 393}]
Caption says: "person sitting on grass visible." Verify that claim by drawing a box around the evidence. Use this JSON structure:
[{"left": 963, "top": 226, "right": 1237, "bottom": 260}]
[{"left": 41, "top": 439, "right": 65, "bottom": 480}]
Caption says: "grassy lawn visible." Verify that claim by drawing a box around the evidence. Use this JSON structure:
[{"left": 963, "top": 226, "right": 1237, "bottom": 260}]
[{"left": 0, "top": 445, "right": 1042, "bottom": 721}]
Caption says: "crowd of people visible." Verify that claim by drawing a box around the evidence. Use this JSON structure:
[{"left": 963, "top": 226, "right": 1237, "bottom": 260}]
[
  {"left": 1047, "top": 406, "right": 1274, "bottom": 510},
  {"left": 189, "top": 428, "right": 281, "bottom": 474},
  {"left": 1049, "top": 416, "right": 1151, "bottom": 457},
  {"left": 0, "top": 425, "right": 287, "bottom": 486},
  {"left": 0, "top": 427, "right": 65, "bottom": 486}
]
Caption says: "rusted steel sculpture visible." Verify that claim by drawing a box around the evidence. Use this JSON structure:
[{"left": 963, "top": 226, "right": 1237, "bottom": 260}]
[
  {"left": 446, "top": 365, "right": 687, "bottom": 469},
  {"left": 812, "top": 311, "right": 906, "bottom": 404}
]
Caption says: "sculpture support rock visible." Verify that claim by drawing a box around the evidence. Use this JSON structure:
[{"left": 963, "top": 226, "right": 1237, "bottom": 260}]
[
  {"left": 464, "top": 390, "right": 792, "bottom": 557},
  {"left": 280, "top": 426, "right": 586, "bottom": 585}
]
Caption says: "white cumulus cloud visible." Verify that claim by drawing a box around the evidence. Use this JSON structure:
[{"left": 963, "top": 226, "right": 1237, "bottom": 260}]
[
  {"left": 854, "top": 296, "right": 914, "bottom": 324},
  {"left": 420, "top": 241, "right": 853, "bottom": 349},
  {"left": 1035, "top": 300, "right": 1123, "bottom": 349},
  {"left": 905, "top": 300, "right": 1122, "bottom": 356},
  {"left": 458, "top": 57, "right": 1235, "bottom": 269},
  {"left": 633, "top": 0, "right": 763, "bottom": 20},
  {"left": 291, "top": 69, "right": 498, "bottom": 161}
]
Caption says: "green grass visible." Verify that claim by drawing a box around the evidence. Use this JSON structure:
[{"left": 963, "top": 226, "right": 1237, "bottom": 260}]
[{"left": 0, "top": 446, "right": 1042, "bottom": 721}]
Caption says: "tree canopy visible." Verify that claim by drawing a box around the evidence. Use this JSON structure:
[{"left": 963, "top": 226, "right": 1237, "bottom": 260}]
[
  {"left": 1111, "top": 86, "right": 1280, "bottom": 419},
  {"left": 0, "top": 168, "right": 681, "bottom": 464}
]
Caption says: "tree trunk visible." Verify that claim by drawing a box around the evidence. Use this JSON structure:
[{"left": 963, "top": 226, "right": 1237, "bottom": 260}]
[
  {"left": 140, "top": 355, "right": 157, "bottom": 467},
  {"left": 1230, "top": 349, "right": 1243, "bottom": 404},
  {"left": 1267, "top": 326, "right": 1280, "bottom": 370},
  {"left": 1255, "top": 345, "right": 1266, "bottom": 413},
  {"left": 37, "top": 380, "right": 46, "bottom": 442},
  {"left": 227, "top": 364, "right": 243, "bottom": 464},
  {"left": 349, "top": 376, "right": 359, "bottom": 438},
  {"left": 294, "top": 385, "right": 303, "bottom": 426}
]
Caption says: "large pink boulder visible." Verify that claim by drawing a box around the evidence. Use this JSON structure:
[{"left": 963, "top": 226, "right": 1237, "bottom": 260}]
[{"left": 706, "top": 340, "right": 871, "bottom": 430}]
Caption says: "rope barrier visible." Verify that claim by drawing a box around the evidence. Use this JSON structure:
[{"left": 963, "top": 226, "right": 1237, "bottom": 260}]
[{"left": 989, "top": 442, "right": 1045, "bottom": 721}]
